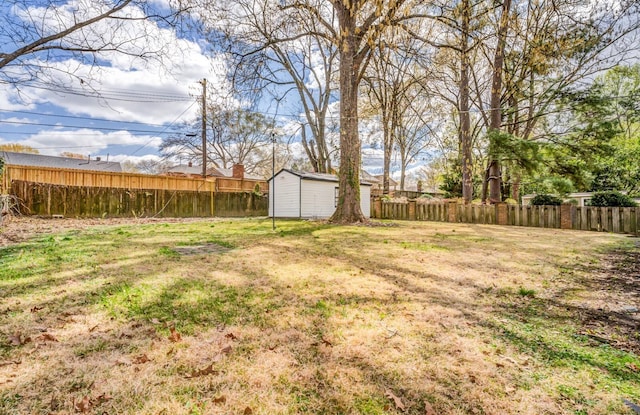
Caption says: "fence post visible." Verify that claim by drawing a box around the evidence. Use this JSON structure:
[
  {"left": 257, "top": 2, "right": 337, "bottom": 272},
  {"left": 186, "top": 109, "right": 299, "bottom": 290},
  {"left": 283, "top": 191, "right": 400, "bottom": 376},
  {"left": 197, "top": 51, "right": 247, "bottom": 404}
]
[
  {"left": 408, "top": 200, "right": 416, "bottom": 221},
  {"left": 496, "top": 202, "right": 508, "bottom": 225},
  {"left": 560, "top": 204, "right": 574, "bottom": 230},
  {"left": 374, "top": 198, "right": 382, "bottom": 219},
  {"left": 447, "top": 201, "right": 457, "bottom": 222}
]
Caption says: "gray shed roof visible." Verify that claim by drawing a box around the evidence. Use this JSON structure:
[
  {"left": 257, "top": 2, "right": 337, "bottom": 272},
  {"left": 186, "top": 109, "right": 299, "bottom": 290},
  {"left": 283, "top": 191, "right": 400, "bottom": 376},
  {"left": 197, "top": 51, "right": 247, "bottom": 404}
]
[
  {"left": 270, "top": 169, "right": 373, "bottom": 185},
  {"left": 0, "top": 151, "right": 122, "bottom": 172}
]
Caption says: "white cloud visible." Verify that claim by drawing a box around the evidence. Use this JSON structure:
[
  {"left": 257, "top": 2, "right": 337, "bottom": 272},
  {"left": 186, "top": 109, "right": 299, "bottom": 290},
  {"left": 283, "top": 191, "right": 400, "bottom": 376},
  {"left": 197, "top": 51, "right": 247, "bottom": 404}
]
[
  {"left": 10, "top": 129, "right": 162, "bottom": 156},
  {"left": 108, "top": 153, "right": 163, "bottom": 164},
  {"left": 0, "top": 117, "right": 33, "bottom": 124}
]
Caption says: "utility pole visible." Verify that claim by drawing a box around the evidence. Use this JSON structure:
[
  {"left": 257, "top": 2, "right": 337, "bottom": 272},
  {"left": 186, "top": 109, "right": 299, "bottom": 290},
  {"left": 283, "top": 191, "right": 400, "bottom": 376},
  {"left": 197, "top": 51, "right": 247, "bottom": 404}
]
[
  {"left": 271, "top": 133, "right": 276, "bottom": 230},
  {"left": 200, "top": 78, "right": 207, "bottom": 178}
]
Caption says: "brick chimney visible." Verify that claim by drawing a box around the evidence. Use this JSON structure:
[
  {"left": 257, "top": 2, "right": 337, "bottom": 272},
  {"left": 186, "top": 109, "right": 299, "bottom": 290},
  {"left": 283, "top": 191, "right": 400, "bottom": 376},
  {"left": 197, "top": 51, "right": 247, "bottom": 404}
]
[
  {"left": 188, "top": 161, "right": 192, "bottom": 167},
  {"left": 232, "top": 164, "right": 245, "bottom": 179}
]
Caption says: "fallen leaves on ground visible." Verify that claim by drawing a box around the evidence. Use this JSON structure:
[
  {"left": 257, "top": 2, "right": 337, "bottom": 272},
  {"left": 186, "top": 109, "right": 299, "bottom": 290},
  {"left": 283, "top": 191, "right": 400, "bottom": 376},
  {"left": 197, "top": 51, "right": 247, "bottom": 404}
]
[
  {"left": 385, "top": 390, "right": 405, "bottom": 412},
  {"left": 74, "top": 396, "right": 91, "bottom": 413},
  {"left": 73, "top": 393, "right": 111, "bottom": 413},
  {"left": 36, "top": 333, "right": 58, "bottom": 342},
  {"left": 94, "top": 393, "right": 111, "bottom": 405},
  {"left": 424, "top": 401, "right": 437, "bottom": 415},
  {"left": 168, "top": 325, "right": 181, "bottom": 343},
  {"left": 185, "top": 363, "right": 218, "bottom": 378},
  {"left": 133, "top": 354, "right": 151, "bottom": 364},
  {"left": 8, "top": 332, "right": 31, "bottom": 346}
]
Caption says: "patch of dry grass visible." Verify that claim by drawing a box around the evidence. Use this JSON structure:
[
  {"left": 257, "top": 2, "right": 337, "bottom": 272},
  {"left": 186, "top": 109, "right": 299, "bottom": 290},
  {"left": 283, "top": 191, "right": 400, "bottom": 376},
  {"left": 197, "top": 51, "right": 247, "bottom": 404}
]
[{"left": 0, "top": 218, "right": 639, "bottom": 414}]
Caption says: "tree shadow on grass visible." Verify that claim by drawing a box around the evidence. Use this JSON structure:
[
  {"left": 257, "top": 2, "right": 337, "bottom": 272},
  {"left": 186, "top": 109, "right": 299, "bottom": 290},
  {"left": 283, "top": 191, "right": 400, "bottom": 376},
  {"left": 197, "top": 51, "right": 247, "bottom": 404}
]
[{"left": 2, "top": 223, "right": 639, "bottom": 415}]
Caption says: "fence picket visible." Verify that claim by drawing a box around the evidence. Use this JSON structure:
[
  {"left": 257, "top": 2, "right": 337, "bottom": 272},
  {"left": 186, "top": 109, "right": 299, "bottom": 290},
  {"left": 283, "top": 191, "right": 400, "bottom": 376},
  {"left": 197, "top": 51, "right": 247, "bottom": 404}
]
[
  {"left": 623, "top": 208, "right": 631, "bottom": 233},
  {"left": 612, "top": 208, "right": 620, "bottom": 233}
]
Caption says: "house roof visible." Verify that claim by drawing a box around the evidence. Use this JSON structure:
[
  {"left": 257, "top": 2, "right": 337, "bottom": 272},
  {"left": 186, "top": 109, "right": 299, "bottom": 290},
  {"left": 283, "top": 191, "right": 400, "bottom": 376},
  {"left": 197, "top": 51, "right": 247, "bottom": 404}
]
[
  {"left": 270, "top": 168, "right": 373, "bottom": 186},
  {"left": 166, "top": 165, "right": 206, "bottom": 175},
  {"left": 0, "top": 151, "right": 122, "bottom": 172},
  {"left": 373, "top": 174, "right": 398, "bottom": 186},
  {"left": 360, "top": 170, "right": 381, "bottom": 184},
  {"left": 166, "top": 164, "right": 263, "bottom": 180}
]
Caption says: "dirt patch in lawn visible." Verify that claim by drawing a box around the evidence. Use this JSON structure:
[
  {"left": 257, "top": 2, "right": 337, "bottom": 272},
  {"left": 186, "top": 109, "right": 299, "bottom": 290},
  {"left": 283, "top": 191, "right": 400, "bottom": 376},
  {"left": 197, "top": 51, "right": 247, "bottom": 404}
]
[{"left": 0, "top": 218, "right": 639, "bottom": 415}]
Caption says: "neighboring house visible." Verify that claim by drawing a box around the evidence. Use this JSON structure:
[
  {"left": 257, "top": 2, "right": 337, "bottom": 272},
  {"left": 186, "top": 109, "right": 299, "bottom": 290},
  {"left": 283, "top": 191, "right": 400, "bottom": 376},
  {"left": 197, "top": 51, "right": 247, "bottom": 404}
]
[
  {"left": 360, "top": 170, "right": 380, "bottom": 186},
  {"left": 401, "top": 184, "right": 445, "bottom": 197},
  {"left": 0, "top": 151, "right": 122, "bottom": 172},
  {"left": 165, "top": 162, "right": 262, "bottom": 180},
  {"left": 373, "top": 174, "right": 399, "bottom": 192},
  {"left": 371, "top": 173, "right": 398, "bottom": 194},
  {"left": 522, "top": 192, "right": 640, "bottom": 207},
  {"left": 362, "top": 171, "right": 402, "bottom": 196},
  {"left": 269, "top": 169, "right": 373, "bottom": 219}
]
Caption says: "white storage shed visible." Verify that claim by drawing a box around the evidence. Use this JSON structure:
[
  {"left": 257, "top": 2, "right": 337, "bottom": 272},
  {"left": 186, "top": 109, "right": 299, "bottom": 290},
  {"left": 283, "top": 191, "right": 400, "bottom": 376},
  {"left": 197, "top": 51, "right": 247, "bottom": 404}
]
[{"left": 268, "top": 169, "right": 372, "bottom": 219}]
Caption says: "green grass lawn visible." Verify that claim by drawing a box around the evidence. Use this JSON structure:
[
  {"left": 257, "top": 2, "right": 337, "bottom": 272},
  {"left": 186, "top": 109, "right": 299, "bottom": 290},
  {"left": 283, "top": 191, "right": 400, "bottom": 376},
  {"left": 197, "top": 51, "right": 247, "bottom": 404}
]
[{"left": 0, "top": 218, "right": 639, "bottom": 414}]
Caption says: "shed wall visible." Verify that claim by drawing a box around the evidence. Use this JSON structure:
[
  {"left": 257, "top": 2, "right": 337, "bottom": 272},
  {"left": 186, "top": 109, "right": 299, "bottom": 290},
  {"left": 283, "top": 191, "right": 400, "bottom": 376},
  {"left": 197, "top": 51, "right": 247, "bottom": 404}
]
[
  {"left": 269, "top": 171, "right": 300, "bottom": 217},
  {"left": 361, "top": 185, "right": 371, "bottom": 218},
  {"left": 301, "top": 180, "right": 337, "bottom": 219}
]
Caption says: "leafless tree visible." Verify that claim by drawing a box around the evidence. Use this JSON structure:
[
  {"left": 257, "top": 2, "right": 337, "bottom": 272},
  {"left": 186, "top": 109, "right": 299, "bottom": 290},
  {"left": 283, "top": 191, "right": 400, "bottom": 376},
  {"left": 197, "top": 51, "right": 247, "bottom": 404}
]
[
  {"left": 200, "top": 0, "right": 340, "bottom": 174},
  {"left": 160, "top": 107, "right": 275, "bottom": 175},
  {"left": 0, "top": 0, "right": 189, "bottom": 86}
]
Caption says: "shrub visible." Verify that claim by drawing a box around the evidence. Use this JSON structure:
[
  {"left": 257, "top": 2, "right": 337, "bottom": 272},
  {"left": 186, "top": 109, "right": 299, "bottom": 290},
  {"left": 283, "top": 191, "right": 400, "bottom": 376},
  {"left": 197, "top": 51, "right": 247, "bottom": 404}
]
[
  {"left": 504, "top": 198, "right": 518, "bottom": 205},
  {"left": 530, "top": 194, "right": 563, "bottom": 206},
  {"left": 588, "top": 191, "right": 637, "bottom": 207}
]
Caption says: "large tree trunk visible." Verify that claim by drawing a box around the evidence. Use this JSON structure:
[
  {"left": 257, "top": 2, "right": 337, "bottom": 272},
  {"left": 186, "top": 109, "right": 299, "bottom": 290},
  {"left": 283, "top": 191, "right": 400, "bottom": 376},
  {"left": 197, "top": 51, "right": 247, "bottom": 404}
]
[
  {"left": 485, "top": 0, "right": 512, "bottom": 204},
  {"left": 460, "top": 0, "right": 473, "bottom": 204},
  {"left": 329, "top": 14, "right": 365, "bottom": 223}
]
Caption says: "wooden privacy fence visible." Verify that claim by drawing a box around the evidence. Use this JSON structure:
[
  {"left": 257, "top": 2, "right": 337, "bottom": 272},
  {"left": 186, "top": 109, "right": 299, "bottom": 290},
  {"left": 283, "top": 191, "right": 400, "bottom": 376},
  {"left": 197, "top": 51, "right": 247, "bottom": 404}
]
[
  {"left": 1, "top": 165, "right": 267, "bottom": 193},
  {"left": 11, "top": 181, "right": 267, "bottom": 218},
  {"left": 372, "top": 199, "right": 640, "bottom": 236}
]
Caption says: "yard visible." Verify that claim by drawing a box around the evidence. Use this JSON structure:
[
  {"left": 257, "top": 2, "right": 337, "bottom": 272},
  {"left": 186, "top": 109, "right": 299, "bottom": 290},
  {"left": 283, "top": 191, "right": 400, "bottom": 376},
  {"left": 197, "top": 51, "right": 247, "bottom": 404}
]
[{"left": 0, "top": 217, "right": 639, "bottom": 414}]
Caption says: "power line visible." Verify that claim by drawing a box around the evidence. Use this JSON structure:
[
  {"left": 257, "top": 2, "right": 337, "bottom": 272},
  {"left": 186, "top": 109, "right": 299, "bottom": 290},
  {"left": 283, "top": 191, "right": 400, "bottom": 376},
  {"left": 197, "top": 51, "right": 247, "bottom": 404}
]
[
  {"left": 22, "top": 83, "right": 195, "bottom": 103},
  {"left": 22, "top": 81, "right": 196, "bottom": 99},
  {"left": 0, "top": 119, "right": 175, "bottom": 134},
  {"left": 127, "top": 100, "right": 199, "bottom": 157},
  {"left": 0, "top": 108, "right": 171, "bottom": 128},
  {"left": 0, "top": 132, "right": 156, "bottom": 140}
]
